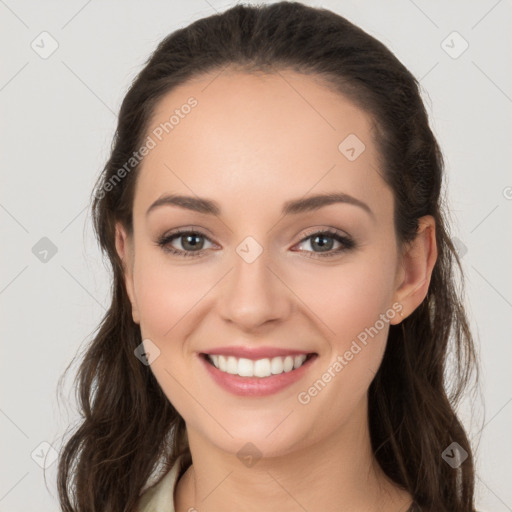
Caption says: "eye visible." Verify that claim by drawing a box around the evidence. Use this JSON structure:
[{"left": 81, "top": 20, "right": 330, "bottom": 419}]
[
  {"left": 293, "top": 228, "right": 356, "bottom": 258},
  {"left": 156, "top": 229, "right": 215, "bottom": 258},
  {"left": 156, "top": 227, "right": 356, "bottom": 259}
]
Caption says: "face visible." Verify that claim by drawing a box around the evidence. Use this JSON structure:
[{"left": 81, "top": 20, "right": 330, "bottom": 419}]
[{"left": 115, "top": 70, "right": 422, "bottom": 459}]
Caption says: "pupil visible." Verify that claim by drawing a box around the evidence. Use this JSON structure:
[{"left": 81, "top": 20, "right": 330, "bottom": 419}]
[
  {"left": 184, "top": 234, "right": 203, "bottom": 250},
  {"left": 314, "top": 234, "right": 333, "bottom": 252}
]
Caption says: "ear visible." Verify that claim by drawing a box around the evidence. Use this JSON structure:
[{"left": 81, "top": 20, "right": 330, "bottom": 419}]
[
  {"left": 114, "top": 222, "right": 140, "bottom": 325},
  {"left": 390, "top": 215, "right": 438, "bottom": 325}
]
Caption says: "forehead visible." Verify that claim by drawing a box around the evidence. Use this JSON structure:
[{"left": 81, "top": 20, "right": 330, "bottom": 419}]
[{"left": 134, "top": 70, "right": 392, "bottom": 221}]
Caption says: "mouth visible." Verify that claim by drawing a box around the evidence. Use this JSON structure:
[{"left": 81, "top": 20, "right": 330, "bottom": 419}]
[
  {"left": 198, "top": 351, "right": 318, "bottom": 397},
  {"left": 201, "top": 352, "right": 317, "bottom": 378}
]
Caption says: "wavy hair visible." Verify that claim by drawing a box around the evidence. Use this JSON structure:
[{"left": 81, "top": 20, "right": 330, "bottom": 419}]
[{"left": 56, "top": 2, "right": 479, "bottom": 511}]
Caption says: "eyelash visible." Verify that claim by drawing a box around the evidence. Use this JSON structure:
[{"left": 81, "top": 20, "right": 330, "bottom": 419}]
[{"left": 155, "top": 227, "right": 356, "bottom": 259}]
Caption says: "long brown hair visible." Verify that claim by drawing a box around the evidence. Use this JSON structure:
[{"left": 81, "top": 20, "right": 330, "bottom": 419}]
[{"left": 56, "top": 2, "right": 479, "bottom": 511}]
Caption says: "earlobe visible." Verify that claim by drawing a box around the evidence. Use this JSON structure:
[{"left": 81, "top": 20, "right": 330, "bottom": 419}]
[
  {"left": 114, "top": 222, "right": 140, "bottom": 325},
  {"left": 391, "top": 215, "right": 437, "bottom": 324}
]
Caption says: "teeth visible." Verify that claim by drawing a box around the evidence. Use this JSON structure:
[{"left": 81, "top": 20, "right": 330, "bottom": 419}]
[
  {"left": 207, "top": 354, "right": 309, "bottom": 377},
  {"left": 226, "top": 356, "right": 238, "bottom": 374},
  {"left": 254, "top": 358, "right": 271, "bottom": 377}
]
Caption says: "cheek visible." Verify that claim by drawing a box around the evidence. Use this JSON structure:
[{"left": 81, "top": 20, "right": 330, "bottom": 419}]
[
  {"left": 292, "top": 250, "right": 397, "bottom": 345},
  {"left": 132, "top": 250, "right": 214, "bottom": 339},
  {"left": 292, "top": 263, "right": 395, "bottom": 433},
  {"left": 291, "top": 249, "right": 397, "bottom": 401}
]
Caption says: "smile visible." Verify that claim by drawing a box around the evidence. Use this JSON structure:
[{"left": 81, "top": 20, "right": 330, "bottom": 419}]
[
  {"left": 199, "top": 351, "right": 318, "bottom": 397},
  {"left": 205, "top": 353, "right": 314, "bottom": 377}
]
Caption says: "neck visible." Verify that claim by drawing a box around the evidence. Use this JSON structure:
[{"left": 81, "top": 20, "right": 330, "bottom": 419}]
[{"left": 174, "top": 400, "right": 412, "bottom": 512}]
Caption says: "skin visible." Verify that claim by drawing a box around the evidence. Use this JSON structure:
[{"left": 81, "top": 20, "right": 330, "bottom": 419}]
[{"left": 115, "top": 69, "right": 437, "bottom": 512}]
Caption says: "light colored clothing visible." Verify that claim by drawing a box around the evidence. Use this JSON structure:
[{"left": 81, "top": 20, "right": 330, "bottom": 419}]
[{"left": 136, "top": 453, "right": 191, "bottom": 512}]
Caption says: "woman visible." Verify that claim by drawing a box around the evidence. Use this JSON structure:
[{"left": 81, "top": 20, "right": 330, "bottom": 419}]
[{"left": 56, "top": 2, "right": 479, "bottom": 511}]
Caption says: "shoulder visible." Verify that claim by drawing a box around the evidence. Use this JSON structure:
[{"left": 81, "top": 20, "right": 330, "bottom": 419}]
[{"left": 136, "top": 453, "right": 192, "bottom": 512}]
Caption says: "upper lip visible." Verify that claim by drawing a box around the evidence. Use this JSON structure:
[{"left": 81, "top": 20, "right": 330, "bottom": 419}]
[{"left": 201, "top": 346, "right": 316, "bottom": 360}]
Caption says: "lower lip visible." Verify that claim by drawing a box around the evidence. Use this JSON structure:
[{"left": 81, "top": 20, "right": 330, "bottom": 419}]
[{"left": 199, "top": 354, "right": 318, "bottom": 397}]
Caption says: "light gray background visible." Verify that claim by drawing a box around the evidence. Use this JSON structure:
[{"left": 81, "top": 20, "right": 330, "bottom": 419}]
[{"left": 1, "top": 1, "right": 511, "bottom": 510}]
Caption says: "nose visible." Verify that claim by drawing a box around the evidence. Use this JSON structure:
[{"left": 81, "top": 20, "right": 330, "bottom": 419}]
[{"left": 216, "top": 244, "right": 293, "bottom": 332}]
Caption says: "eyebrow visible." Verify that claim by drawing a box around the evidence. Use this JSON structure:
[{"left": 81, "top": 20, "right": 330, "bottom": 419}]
[{"left": 145, "top": 192, "right": 374, "bottom": 219}]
